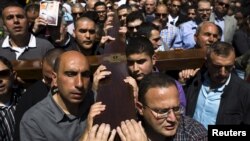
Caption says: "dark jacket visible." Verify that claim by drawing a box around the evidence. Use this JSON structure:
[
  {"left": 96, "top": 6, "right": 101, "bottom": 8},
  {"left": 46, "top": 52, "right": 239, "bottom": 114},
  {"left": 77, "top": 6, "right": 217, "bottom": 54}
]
[{"left": 185, "top": 68, "right": 250, "bottom": 124}]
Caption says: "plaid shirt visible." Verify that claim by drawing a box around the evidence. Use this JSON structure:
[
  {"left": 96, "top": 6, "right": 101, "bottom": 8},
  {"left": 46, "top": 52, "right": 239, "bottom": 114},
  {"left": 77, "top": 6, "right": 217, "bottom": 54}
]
[
  {"left": 173, "top": 115, "right": 208, "bottom": 141},
  {"left": 147, "top": 115, "right": 207, "bottom": 141},
  {"left": 157, "top": 23, "right": 179, "bottom": 51}
]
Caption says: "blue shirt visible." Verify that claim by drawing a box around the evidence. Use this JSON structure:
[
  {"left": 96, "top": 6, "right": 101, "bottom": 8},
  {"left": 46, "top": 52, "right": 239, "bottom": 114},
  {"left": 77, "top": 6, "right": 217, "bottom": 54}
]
[
  {"left": 157, "top": 23, "right": 179, "bottom": 51},
  {"left": 172, "top": 20, "right": 197, "bottom": 49},
  {"left": 193, "top": 73, "right": 231, "bottom": 129},
  {"left": 214, "top": 16, "right": 225, "bottom": 41}
]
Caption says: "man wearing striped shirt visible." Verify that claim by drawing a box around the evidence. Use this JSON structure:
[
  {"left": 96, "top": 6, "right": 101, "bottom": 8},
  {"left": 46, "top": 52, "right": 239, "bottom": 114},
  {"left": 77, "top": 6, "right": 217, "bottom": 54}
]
[{"left": 0, "top": 56, "right": 21, "bottom": 141}]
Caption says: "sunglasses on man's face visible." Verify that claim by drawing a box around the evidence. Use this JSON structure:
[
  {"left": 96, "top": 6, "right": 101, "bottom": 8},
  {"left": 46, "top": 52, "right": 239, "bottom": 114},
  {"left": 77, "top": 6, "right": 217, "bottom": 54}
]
[
  {"left": 155, "top": 13, "right": 167, "bottom": 17},
  {"left": 0, "top": 69, "right": 11, "bottom": 78},
  {"left": 218, "top": 1, "right": 230, "bottom": 8}
]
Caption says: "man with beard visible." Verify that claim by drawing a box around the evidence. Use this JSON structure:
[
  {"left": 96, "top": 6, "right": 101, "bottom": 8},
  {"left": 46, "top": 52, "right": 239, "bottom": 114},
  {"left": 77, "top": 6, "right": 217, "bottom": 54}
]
[
  {"left": 185, "top": 42, "right": 250, "bottom": 128},
  {"left": 94, "top": 1, "right": 107, "bottom": 28}
]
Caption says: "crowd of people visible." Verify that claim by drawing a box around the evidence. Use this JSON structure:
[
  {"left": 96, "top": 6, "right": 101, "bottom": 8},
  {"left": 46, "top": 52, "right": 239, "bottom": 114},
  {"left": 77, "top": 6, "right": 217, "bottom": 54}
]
[{"left": 1, "top": 0, "right": 250, "bottom": 140}]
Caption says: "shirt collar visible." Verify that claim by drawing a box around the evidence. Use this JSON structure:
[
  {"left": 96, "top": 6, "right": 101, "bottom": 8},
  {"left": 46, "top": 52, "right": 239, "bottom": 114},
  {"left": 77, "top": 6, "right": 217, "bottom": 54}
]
[
  {"left": 203, "top": 72, "right": 231, "bottom": 92},
  {"left": 2, "top": 34, "right": 37, "bottom": 48},
  {"left": 48, "top": 92, "right": 66, "bottom": 123},
  {"left": 214, "top": 14, "right": 225, "bottom": 21}
]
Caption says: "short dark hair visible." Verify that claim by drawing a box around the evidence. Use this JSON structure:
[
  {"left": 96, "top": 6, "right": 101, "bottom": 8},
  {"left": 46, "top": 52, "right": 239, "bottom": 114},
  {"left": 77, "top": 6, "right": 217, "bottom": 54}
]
[
  {"left": 207, "top": 41, "right": 235, "bottom": 60},
  {"left": 126, "top": 36, "right": 154, "bottom": 57},
  {"left": 126, "top": 11, "right": 144, "bottom": 25},
  {"left": 138, "top": 73, "right": 177, "bottom": 105},
  {"left": 0, "top": 56, "right": 13, "bottom": 71},
  {"left": 117, "top": 4, "right": 132, "bottom": 13},
  {"left": 2, "top": 3, "right": 24, "bottom": 18},
  {"left": 94, "top": 1, "right": 106, "bottom": 9},
  {"left": 80, "top": 11, "right": 99, "bottom": 24},
  {"left": 137, "top": 22, "right": 159, "bottom": 38},
  {"left": 42, "top": 48, "right": 65, "bottom": 68},
  {"left": 25, "top": 3, "right": 40, "bottom": 13}
]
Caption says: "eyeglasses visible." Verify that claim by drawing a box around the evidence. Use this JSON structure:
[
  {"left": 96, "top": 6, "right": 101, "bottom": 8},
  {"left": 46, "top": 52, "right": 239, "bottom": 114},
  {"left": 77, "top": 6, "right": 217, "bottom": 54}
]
[
  {"left": 127, "top": 25, "right": 140, "bottom": 31},
  {"left": 0, "top": 69, "right": 11, "bottom": 78},
  {"left": 78, "top": 29, "right": 96, "bottom": 34},
  {"left": 107, "top": 5, "right": 113, "bottom": 10},
  {"left": 172, "top": 4, "right": 181, "bottom": 8},
  {"left": 218, "top": 2, "right": 230, "bottom": 8},
  {"left": 198, "top": 9, "right": 211, "bottom": 13},
  {"left": 72, "top": 12, "right": 83, "bottom": 18},
  {"left": 145, "top": 105, "right": 184, "bottom": 119},
  {"left": 188, "top": 13, "right": 196, "bottom": 15},
  {"left": 155, "top": 13, "right": 168, "bottom": 17}
]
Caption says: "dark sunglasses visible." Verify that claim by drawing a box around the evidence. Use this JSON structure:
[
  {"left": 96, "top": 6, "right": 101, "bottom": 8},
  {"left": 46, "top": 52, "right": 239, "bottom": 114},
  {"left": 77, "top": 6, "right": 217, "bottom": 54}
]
[
  {"left": 72, "top": 12, "right": 84, "bottom": 17},
  {"left": 79, "top": 29, "right": 96, "bottom": 34},
  {"left": 188, "top": 13, "right": 196, "bottom": 15},
  {"left": 155, "top": 13, "right": 167, "bottom": 17},
  {"left": 127, "top": 25, "right": 140, "bottom": 31},
  {"left": 172, "top": 4, "right": 181, "bottom": 8},
  {"left": 0, "top": 69, "right": 11, "bottom": 78},
  {"left": 218, "top": 2, "right": 230, "bottom": 8}
]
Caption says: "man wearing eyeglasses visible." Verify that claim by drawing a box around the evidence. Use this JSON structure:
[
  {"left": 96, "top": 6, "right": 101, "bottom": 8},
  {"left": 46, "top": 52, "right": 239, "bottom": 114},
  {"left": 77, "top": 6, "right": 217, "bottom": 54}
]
[
  {"left": 210, "top": 0, "right": 237, "bottom": 43},
  {"left": 154, "top": 3, "right": 179, "bottom": 51},
  {"left": 136, "top": 73, "right": 207, "bottom": 140},
  {"left": 94, "top": 2, "right": 107, "bottom": 25},
  {"left": 167, "top": 0, "right": 188, "bottom": 26},
  {"left": 0, "top": 56, "right": 22, "bottom": 141},
  {"left": 173, "top": 0, "right": 212, "bottom": 49}
]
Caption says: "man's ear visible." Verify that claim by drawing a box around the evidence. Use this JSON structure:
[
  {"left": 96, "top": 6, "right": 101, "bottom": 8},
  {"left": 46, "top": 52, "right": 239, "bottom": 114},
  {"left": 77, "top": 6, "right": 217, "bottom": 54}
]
[
  {"left": 136, "top": 101, "right": 144, "bottom": 116},
  {"left": 152, "top": 54, "right": 157, "bottom": 66},
  {"left": 51, "top": 71, "right": 58, "bottom": 87},
  {"left": 73, "top": 29, "right": 76, "bottom": 38},
  {"left": 194, "top": 33, "right": 198, "bottom": 43},
  {"left": 12, "top": 70, "right": 17, "bottom": 80}
]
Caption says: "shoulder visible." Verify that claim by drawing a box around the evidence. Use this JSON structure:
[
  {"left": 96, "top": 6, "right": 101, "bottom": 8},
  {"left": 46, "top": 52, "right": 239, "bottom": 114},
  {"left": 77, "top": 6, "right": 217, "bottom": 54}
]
[
  {"left": 180, "top": 116, "right": 207, "bottom": 139},
  {"left": 229, "top": 73, "right": 250, "bottom": 88},
  {"left": 35, "top": 36, "right": 54, "bottom": 48},
  {"left": 20, "top": 95, "right": 51, "bottom": 123}
]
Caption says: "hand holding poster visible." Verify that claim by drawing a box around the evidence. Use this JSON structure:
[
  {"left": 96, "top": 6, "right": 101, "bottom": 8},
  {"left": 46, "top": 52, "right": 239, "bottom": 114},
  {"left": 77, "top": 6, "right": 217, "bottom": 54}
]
[{"left": 39, "top": 1, "right": 60, "bottom": 26}]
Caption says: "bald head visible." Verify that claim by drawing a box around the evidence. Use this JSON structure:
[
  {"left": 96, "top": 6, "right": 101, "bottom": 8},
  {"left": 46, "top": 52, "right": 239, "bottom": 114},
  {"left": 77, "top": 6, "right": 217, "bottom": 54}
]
[
  {"left": 74, "top": 16, "right": 95, "bottom": 28},
  {"left": 52, "top": 50, "right": 91, "bottom": 105},
  {"left": 195, "top": 21, "right": 219, "bottom": 49},
  {"left": 54, "top": 51, "right": 89, "bottom": 73}
]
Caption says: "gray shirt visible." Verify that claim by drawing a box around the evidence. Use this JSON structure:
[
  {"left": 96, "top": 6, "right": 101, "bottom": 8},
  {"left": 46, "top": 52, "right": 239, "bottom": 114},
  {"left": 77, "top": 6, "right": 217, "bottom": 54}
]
[
  {"left": 0, "top": 34, "right": 54, "bottom": 61},
  {"left": 20, "top": 92, "right": 92, "bottom": 141}
]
